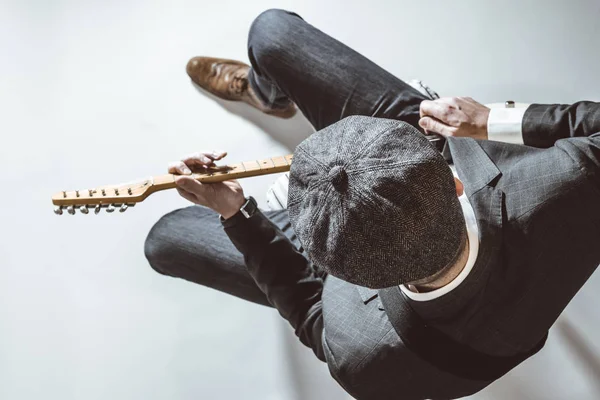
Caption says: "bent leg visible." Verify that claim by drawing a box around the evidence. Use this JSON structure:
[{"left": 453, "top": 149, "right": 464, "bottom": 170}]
[
  {"left": 144, "top": 205, "right": 299, "bottom": 307},
  {"left": 247, "top": 9, "right": 428, "bottom": 131}
]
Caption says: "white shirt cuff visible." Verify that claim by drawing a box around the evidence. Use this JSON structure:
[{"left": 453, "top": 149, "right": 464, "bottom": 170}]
[{"left": 487, "top": 106, "right": 529, "bottom": 142}]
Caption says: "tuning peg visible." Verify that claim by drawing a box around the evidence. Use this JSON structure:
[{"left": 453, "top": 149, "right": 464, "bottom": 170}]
[
  {"left": 79, "top": 205, "right": 89, "bottom": 214},
  {"left": 54, "top": 206, "right": 63, "bottom": 215},
  {"left": 119, "top": 204, "right": 128, "bottom": 213},
  {"left": 106, "top": 204, "right": 115, "bottom": 213},
  {"left": 94, "top": 205, "right": 102, "bottom": 215},
  {"left": 67, "top": 205, "right": 75, "bottom": 215}
]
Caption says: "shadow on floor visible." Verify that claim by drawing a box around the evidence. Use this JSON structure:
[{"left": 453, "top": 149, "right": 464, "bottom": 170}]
[
  {"left": 555, "top": 319, "right": 600, "bottom": 394},
  {"left": 192, "top": 84, "right": 314, "bottom": 152}
]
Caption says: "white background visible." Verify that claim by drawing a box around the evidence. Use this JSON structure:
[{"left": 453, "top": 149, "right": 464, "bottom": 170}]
[{"left": 1, "top": 0, "right": 599, "bottom": 399}]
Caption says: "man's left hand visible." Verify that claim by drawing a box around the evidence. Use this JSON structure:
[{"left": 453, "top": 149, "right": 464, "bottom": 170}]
[
  {"left": 169, "top": 151, "right": 246, "bottom": 219},
  {"left": 419, "top": 97, "right": 490, "bottom": 140}
]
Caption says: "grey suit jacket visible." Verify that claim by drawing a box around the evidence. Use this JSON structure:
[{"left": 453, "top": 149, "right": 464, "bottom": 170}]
[{"left": 223, "top": 101, "right": 600, "bottom": 400}]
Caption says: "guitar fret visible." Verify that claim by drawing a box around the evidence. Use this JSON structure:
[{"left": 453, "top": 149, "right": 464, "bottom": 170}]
[
  {"left": 259, "top": 158, "right": 276, "bottom": 169},
  {"left": 242, "top": 160, "right": 261, "bottom": 172},
  {"left": 272, "top": 156, "right": 288, "bottom": 168}
]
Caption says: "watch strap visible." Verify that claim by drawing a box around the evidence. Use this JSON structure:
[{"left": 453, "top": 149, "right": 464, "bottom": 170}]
[{"left": 240, "top": 196, "right": 258, "bottom": 219}]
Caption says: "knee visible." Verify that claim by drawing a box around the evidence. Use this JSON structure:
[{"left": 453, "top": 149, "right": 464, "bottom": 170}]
[
  {"left": 144, "top": 210, "right": 180, "bottom": 276},
  {"left": 250, "top": 9, "right": 293, "bottom": 37},
  {"left": 248, "top": 9, "right": 298, "bottom": 64}
]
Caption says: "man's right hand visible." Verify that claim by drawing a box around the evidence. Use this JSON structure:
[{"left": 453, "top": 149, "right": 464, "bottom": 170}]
[
  {"left": 419, "top": 97, "right": 490, "bottom": 140},
  {"left": 169, "top": 150, "right": 246, "bottom": 219}
]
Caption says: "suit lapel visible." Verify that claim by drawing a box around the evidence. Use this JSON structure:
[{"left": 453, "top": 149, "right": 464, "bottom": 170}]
[{"left": 447, "top": 137, "right": 502, "bottom": 197}]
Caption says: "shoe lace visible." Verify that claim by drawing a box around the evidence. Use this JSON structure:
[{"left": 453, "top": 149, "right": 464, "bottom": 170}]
[{"left": 231, "top": 72, "right": 248, "bottom": 95}]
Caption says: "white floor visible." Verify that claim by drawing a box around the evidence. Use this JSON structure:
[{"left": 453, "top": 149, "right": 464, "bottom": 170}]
[{"left": 1, "top": 1, "right": 600, "bottom": 399}]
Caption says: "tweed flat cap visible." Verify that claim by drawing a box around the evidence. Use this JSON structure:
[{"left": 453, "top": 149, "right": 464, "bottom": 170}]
[{"left": 288, "top": 116, "right": 466, "bottom": 288}]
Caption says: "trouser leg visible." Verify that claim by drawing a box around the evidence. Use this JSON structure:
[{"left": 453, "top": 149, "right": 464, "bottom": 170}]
[
  {"left": 246, "top": 9, "right": 428, "bottom": 131},
  {"left": 144, "top": 206, "right": 298, "bottom": 307}
]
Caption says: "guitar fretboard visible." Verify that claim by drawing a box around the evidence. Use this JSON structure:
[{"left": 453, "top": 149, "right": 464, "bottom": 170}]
[{"left": 150, "top": 154, "right": 294, "bottom": 191}]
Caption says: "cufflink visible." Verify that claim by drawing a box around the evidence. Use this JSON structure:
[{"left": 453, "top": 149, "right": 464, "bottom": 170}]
[{"left": 505, "top": 100, "right": 515, "bottom": 108}]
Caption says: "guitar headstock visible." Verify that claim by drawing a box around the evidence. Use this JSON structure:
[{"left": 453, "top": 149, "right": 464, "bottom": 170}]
[{"left": 51, "top": 178, "right": 153, "bottom": 215}]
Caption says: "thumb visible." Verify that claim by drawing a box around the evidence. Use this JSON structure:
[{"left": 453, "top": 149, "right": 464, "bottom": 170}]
[{"left": 175, "top": 175, "right": 202, "bottom": 193}]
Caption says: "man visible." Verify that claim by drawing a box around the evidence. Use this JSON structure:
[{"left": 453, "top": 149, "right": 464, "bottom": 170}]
[{"left": 144, "top": 9, "right": 600, "bottom": 400}]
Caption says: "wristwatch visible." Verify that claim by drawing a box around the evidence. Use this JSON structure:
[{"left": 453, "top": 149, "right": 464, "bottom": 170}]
[{"left": 239, "top": 196, "right": 258, "bottom": 219}]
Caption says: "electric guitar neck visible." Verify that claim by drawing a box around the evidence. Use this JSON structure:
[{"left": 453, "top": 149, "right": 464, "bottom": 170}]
[{"left": 51, "top": 154, "right": 293, "bottom": 215}]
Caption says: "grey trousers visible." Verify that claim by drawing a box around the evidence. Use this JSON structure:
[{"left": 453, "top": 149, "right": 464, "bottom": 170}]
[
  {"left": 145, "top": 207, "right": 299, "bottom": 306},
  {"left": 144, "top": 9, "right": 427, "bottom": 306}
]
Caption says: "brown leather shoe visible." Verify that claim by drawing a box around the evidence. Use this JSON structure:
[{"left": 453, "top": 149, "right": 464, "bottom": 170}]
[{"left": 186, "top": 57, "right": 296, "bottom": 119}]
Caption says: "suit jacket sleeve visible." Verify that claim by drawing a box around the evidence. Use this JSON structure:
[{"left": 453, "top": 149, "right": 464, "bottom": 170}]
[
  {"left": 522, "top": 101, "right": 600, "bottom": 148},
  {"left": 222, "top": 209, "right": 327, "bottom": 362}
]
